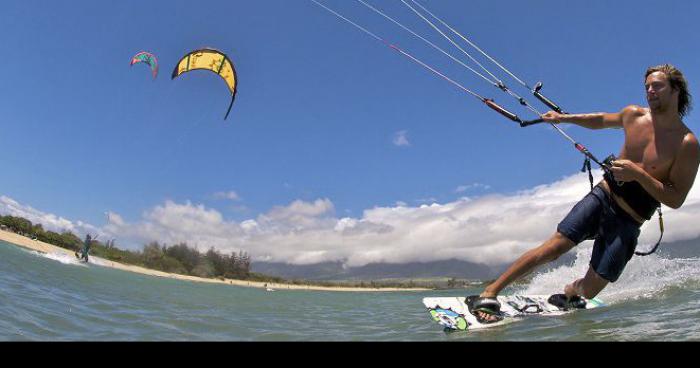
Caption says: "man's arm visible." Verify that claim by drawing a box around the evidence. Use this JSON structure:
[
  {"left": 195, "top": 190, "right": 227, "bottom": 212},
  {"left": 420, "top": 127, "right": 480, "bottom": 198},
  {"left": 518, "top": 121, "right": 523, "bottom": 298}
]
[
  {"left": 622, "top": 133, "right": 700, "bottom": 209},
  {"left": 540, "top": 105, "right": 642, "bottom": 130}
]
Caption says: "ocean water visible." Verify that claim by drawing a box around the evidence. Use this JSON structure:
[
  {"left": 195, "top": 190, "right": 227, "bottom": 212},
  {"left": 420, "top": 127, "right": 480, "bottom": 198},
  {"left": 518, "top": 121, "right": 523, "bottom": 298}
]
[{"left": 1, "top": 239, "right": 699, "bottom": 341}]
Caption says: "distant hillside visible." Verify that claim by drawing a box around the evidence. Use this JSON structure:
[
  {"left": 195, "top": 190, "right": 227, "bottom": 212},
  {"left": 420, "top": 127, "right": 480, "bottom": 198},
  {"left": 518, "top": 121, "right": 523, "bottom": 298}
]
[
  {"left": 252, "top": 256, "right": 573, "bottom": 281},
  {"left": 650, "top": 236, "right": 700, "bottom": 259},
  {"left": 251, "top": 236, "right": 700, "bottom": 281}
]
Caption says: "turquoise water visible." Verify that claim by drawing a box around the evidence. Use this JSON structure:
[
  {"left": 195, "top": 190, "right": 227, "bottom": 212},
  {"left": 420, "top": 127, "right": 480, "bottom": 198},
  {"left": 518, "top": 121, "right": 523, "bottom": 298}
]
[{"left": 1, "top": 239, "right": 700, "bottom": 341}]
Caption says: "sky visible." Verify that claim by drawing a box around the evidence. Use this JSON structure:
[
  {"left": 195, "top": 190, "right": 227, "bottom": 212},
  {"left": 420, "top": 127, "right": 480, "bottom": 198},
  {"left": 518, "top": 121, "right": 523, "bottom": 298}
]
[{"left": 1, "top": 0, "right": 699, "bottom": 267}]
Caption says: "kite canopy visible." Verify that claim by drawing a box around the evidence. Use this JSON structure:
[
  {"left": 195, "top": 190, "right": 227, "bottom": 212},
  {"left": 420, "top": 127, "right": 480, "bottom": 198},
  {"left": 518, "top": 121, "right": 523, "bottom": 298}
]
[
  {"left": 130, "top": 51, "right": 159, "bottom": 79},
  {"left": 171, "top": 48, "right": 238, "bottom": 120}
]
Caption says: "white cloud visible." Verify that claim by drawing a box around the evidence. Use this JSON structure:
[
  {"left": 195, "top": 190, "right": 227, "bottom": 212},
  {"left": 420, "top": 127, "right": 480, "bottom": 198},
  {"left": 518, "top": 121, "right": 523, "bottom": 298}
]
[
  {"left": 4, "top": 170, "right": 700, "bottom": 267},
  {"left": 0, "top": 196, "right": 97, "bottom": 235},
  {"left": 414, "top": 197, "right": 438, "bottom": 204},
  {"left": 392, "top": 130, "right": 410, "bottom": 147},
  {"left": 212, "top": 191, "right": 241, "bottom": 201},
  {"left": 455, "top": 183, "right": 491, "bottom": 193}
]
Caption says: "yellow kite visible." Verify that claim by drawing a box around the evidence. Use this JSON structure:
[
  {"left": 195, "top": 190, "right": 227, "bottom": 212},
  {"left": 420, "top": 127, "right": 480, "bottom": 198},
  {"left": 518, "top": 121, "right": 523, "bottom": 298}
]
[{"left": 171, "top": 48, "right": 238, "bottom": 120}]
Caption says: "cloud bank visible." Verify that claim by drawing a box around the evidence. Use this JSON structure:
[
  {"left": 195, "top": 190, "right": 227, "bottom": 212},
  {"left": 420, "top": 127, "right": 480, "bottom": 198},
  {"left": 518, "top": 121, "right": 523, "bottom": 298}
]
[{"left": 3, "top": 170, "right": 700, "bottom": 267}]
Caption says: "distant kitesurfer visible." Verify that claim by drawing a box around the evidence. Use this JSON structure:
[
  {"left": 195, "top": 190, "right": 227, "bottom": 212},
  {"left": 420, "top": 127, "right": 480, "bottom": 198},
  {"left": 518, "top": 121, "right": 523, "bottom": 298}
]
[
  {"left": 473, "top": 64, "right": 700, "bottom": 323},
  {"left": 75, "top": 234, "right": 93, "bottom": 262}
]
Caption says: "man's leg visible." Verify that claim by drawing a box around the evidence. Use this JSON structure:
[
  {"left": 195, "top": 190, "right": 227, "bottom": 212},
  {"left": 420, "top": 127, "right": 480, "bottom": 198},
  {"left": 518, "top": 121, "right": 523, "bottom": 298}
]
[
  {"left": 475, "top": 232, "right": 576, "bottom": 321},
  {"left": 481, "top": 232, "right": 576, "bottom": 297},
  {"left": 565, "top": 267, "right": 608, "bottom": 300}
]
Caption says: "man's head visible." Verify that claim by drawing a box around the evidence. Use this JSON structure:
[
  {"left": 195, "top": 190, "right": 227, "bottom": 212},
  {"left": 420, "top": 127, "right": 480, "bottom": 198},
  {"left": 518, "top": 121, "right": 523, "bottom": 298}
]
[{"left": 645, "top": 64, "right": 692, "bottom": 118}]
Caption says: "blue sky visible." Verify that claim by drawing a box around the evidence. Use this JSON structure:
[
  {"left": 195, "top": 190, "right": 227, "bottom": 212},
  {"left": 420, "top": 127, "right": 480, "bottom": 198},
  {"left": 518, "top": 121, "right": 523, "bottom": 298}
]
[{"left": 1, "top": 1, "right": 699, "bottom": 264}]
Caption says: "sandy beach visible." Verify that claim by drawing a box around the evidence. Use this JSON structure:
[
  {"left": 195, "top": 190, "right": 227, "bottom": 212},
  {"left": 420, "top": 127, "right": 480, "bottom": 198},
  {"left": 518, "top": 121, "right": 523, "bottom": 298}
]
[{"left": 0, "top": 229, "right": 428, "bottom": 292}]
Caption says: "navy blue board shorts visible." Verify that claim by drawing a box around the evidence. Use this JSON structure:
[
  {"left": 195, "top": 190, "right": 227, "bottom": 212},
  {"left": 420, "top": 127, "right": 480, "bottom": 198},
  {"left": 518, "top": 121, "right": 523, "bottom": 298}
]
[{"left": 556, "top": 185, "right": 642, "bottom": 282}]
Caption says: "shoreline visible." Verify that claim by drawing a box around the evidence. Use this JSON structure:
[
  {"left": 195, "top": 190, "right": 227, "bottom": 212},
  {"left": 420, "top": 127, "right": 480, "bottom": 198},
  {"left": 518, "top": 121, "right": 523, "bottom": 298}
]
[{"left": 0, "top": 229, "right": 429, "bottom": 292}]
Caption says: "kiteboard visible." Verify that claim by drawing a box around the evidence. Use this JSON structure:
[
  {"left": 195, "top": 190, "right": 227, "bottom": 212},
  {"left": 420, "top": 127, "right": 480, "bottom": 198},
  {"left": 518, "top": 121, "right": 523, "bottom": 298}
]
[{"left": 423, "top": 294, "right": 605, "bottom": 331}]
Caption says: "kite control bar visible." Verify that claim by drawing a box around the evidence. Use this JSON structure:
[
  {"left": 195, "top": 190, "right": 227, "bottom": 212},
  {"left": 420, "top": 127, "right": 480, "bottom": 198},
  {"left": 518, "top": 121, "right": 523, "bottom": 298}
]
[
  {"left": 533, "top": 82, "right": 566, "bottom": 114},
  {"left": 518, "top": 82, "right": 568, "bottom": 127},
  {"left": 482, "top": 98, "right": 549, "bottom": 127}
]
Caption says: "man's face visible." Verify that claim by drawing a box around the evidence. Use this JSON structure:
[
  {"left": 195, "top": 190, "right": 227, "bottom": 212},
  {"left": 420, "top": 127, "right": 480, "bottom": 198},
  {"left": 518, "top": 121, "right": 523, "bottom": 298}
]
[{"left": 645, "top": 71, "right": 678, "bottom": 112}]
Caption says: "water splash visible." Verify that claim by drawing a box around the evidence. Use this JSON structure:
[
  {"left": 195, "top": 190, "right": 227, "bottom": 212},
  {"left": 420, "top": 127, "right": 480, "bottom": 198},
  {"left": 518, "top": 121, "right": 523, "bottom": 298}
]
[
  {"left": 29, "top": 250, "right": 87, "bottom": 267},
  {"left": 518, "top": 242, "right": 700, "bottom": 305}
]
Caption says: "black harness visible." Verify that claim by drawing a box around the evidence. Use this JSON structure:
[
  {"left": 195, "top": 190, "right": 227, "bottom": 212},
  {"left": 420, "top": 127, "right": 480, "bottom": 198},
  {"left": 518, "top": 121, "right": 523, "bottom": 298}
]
[{"left": 579, "top": 155, "right": 664, "bottom": 256}]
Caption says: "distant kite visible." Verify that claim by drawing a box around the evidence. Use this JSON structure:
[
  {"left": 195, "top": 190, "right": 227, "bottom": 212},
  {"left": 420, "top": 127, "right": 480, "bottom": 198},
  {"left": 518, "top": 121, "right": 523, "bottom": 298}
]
[
  {"left": 130, "top": 51, "right": 159, "bottom": 79},
  {"left": 171, "top": 48, "right": 238, "bottom": 120}
]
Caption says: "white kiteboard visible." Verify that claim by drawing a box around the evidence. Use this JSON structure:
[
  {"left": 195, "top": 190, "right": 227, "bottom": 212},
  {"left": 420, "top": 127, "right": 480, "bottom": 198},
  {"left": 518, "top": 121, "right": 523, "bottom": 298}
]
[{"left": 423, "top": 294, "right": 605, "bottom": 331}]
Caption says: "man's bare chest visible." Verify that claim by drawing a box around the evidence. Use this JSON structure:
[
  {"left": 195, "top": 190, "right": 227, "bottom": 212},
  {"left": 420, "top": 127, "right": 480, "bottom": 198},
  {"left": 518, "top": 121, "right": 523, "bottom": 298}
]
[{"left": 622, "top": 126, "right": 684, "bottom": 180}]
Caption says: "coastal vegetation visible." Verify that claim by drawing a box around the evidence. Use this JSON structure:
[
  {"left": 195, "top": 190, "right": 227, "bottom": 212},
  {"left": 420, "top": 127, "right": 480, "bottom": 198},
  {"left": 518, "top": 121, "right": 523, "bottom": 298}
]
[
  {"left": 0, "top": 214, "right": 451, "bottom": 289},
  {"left": 0, "top": 214, "right": 251, "bottom": 279}
]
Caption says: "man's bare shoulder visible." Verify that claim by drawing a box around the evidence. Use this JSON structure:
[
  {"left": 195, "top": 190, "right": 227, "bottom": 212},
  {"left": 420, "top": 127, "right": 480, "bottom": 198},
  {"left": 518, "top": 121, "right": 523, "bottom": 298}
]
[
  {"left": 621, "top": 105, "right": 648, "bottom": 117},
  {"left": 617, "top": 105, "right": 648, "bottom": 129},
  {"left": 680, "top": 130, "right": 700, "bottom": 156}
]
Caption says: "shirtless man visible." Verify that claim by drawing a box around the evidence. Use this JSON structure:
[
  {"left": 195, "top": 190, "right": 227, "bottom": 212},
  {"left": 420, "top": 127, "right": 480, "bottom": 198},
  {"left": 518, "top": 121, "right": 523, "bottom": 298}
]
[{"left": 472, "top": 64, "right": 699, "bottom": 322}]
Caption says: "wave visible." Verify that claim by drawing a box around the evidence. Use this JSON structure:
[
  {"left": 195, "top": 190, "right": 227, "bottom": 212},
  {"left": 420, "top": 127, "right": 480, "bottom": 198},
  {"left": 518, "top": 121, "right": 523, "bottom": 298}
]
[
  {"left": 517, "top": 242, "right": 700, "bottom": 304},
  {"left": 28, "top": 250, "right": 88, "bottom": 267}
]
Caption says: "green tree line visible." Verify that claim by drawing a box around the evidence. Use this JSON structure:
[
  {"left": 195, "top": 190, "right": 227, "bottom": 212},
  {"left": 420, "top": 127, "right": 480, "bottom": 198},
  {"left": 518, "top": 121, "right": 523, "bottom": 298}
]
[
  {"left": 1, "top": 214, "right": 443, "bottom": 289},
  {"left": 0, "top": 214, "right": 251, "bottom": 280}
]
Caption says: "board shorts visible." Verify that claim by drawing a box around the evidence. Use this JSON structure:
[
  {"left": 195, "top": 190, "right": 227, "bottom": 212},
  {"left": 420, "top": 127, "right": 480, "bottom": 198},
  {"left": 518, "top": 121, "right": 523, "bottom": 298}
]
[{"left": 556, "top": 185, "right": 642, "bottom": 282}]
